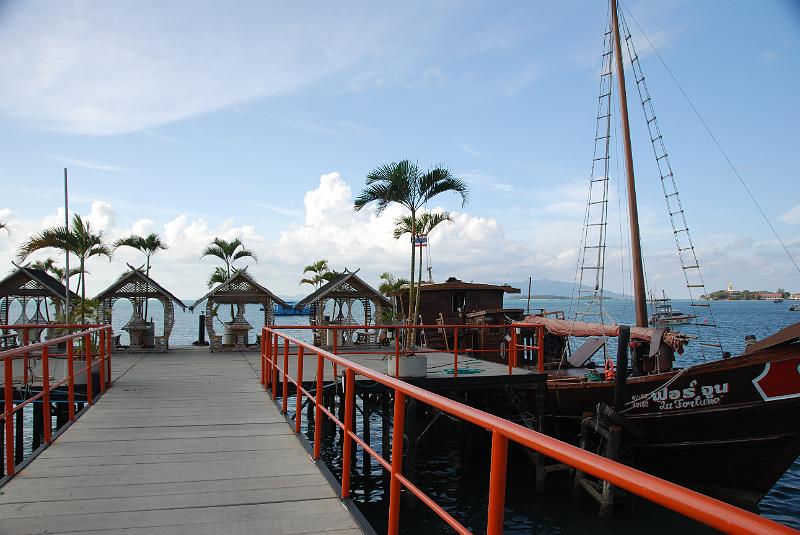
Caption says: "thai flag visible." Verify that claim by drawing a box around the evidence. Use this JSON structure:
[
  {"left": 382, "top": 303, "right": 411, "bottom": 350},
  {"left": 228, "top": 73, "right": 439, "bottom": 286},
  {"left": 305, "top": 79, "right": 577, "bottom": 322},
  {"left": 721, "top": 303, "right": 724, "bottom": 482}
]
[{"left": 413, "top": 236, "right": 428, "bottom": 247}]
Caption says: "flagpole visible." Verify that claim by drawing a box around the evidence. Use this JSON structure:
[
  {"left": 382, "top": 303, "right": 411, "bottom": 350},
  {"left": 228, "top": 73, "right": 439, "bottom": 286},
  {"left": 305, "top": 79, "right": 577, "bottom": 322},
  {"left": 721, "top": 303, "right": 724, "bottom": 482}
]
[{"left": 64, "top": 168, "right": 70, "bottom": 323}]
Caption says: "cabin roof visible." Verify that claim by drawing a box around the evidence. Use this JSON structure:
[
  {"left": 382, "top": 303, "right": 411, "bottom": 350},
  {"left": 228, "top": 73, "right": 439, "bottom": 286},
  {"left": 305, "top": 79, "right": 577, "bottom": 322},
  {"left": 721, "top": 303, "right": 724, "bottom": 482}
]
[
  {"left": 393, "top": 277, "right": 520, "bottom": 295},
  {"left": 0, "top": 266, "right": 79, "bottom": 301},
  {"left": 95, "top": 267, "right": 187, "bottom": 310},
  {"left": 296, "top": 269, "right": 392, "bottom": 309},
  {"left": 190, "top": 270, "right": 288, "bottom": 310}
]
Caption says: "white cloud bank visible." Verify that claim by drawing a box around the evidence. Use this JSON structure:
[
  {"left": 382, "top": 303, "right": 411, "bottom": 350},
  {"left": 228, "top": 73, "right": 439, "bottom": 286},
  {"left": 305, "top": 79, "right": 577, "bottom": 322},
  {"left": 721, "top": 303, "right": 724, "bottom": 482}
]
[{"left": 1, "top": 172, "right": 797, "bottom": 299}]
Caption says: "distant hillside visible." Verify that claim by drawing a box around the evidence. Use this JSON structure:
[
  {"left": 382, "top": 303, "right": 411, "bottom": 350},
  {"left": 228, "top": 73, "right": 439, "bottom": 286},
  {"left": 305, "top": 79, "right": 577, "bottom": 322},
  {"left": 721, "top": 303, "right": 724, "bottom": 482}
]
[{"left": 495, "top": 278, "right": 629, "bottom": 300}]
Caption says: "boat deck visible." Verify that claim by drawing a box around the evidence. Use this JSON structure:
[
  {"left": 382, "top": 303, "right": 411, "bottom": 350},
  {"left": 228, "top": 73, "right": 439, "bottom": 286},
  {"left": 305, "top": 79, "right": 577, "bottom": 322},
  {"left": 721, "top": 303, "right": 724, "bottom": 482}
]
[{"left": 0, "top": 348, "right": 364, "bottom": 535}]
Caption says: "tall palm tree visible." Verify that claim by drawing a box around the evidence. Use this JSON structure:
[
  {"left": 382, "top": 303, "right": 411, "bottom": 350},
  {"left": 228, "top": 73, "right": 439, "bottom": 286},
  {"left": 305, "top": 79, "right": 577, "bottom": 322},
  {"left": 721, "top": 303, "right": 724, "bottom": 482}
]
[
  {"left": 114, "top": 233, "right": 167, "bottom": 277},
  {"left": 202, "top": 237, "right": 257, "bottom": 319},
  {"left": 394, "top": 211, "right": 453, "bottom": 323},
  {"left": 354, "top": 160, "right": 467, "bottom": 344},
  {"left": 115, "top": 233, "right": 168, "bottom": 321},
  {"left": 18, "top": 214, "right": 112, "bottom": 324},
  {"left": 301, "top": 259, "right": 334, "bottom": 289}
]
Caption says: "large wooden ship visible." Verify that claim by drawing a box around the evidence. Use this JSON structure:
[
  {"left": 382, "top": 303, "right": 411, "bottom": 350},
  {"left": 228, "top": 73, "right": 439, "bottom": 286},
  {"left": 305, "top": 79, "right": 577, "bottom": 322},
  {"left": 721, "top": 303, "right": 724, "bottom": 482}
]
[{"left": 510, "top": 0, "right": 800, "bottom": 505}]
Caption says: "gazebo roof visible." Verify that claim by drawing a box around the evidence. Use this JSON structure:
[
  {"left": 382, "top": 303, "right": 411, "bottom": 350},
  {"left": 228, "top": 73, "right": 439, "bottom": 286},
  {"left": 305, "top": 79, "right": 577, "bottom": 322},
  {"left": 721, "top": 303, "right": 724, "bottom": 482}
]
[
  {"left": 190, "top": 270, "right": 288, "bottom": 311},
  {"left": 95, "top": 267, "right": 187, "bottom": 311},
  {"left": 0, "top": 266, "right": 79, "bottom": 301},
  {"left": 296, "top": 269, "right": 392, "bottom": 309}
]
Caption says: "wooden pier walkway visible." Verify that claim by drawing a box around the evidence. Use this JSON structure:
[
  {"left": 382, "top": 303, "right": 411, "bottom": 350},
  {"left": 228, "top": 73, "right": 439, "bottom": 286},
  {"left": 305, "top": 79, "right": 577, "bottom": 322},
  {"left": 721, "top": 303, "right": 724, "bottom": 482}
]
[{"left": 0, "top": 348, "right": 364, "bottom": 535}]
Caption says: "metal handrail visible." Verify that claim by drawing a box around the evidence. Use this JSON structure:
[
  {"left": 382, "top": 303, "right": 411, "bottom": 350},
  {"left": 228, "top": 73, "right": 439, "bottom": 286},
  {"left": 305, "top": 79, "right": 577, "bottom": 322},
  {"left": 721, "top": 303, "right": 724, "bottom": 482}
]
[
  {"left": 272, "top": 322, "right": 546, "bottom": 376},
  {"left": 262, "top": 326, "right": 795, "bottom": 535},
  {"left": 1, "top": 324, "right": 113, "bottom": 479}
]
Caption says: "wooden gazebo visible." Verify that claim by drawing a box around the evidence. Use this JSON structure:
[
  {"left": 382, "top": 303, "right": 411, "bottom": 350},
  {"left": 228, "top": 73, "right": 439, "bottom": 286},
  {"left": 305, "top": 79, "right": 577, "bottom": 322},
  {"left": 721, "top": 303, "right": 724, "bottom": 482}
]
[
  {"left": 296, "top": 269, "right": 393, "bottom": 347},
  {"left": 0, "top": 266, "right": 79, "bottom": 346},
  {"left": 96, "top": 268, "right": 187, "bottom": 352},
  {"left": 190, "top": 270, "right": 287, "bottom": 352}
]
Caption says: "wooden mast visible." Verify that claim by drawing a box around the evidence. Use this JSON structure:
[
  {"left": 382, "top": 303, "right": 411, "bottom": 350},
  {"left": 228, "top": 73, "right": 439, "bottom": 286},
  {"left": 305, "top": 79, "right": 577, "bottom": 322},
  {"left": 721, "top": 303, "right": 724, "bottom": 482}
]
[{"left": 610, "top": 0, "right": 648, "bottom": 328}]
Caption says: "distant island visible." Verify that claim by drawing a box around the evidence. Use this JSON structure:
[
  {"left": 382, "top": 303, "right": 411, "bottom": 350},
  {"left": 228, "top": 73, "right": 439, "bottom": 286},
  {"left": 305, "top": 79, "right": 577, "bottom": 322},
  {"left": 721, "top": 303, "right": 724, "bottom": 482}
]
[{"left": 702, "top": 287, "right": 799, "bottom": 301}]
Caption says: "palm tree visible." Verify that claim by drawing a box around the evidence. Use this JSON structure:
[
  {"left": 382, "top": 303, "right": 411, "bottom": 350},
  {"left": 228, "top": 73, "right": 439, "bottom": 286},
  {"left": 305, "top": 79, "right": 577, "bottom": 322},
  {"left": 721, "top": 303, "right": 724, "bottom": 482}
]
[
  {"left": 301, "top": 259, "right": 334, "bottom": 289},
  {"left": 115, "top": 233, "right": 168, "bottom": 321},
  {"left": 114, "top": 233, "right": 167, "bottom": 277},
  {"left": 378, "top": 272, "right": 409, "bottom": 322},
  {"left": 354, "top": 160, "right": 467, "bottom": 344},
  {"left": 0, "top": 221, "right": 8, "bottom": 233},
  {"left": 202, "top": 237, "right": 257, "bottom": 319},
  {"left": 18, "top": 214, "right": 112, "bottom": 324},
  {"left": 394, "top": 211, "right": 453, "bottom": 323}
]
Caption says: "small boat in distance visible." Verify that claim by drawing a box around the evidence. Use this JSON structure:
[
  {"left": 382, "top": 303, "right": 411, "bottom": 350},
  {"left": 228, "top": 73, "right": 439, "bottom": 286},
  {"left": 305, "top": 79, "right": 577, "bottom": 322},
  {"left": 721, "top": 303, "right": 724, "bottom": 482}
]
[
  {"left": 273, "top": 300, "right": 311, "bottom": 316},
  {"left": 648, "top": 290, "right": 696, "bottom": 326}
]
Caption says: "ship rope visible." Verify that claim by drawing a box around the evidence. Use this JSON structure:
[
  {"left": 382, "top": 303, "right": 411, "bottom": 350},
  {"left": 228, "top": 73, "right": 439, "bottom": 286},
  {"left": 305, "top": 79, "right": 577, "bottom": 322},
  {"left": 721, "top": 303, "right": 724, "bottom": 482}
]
[
  {"left": 618, "top": 6, "right": 723, "bottom": 361},
  {"left": 620, "top": 1, "right": 800, "bottom": 279}
]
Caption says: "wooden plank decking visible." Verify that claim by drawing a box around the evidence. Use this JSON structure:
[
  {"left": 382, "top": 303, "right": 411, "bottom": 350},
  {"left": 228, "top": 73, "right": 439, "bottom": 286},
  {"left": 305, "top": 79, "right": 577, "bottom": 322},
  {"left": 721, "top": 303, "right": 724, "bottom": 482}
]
[{"left": 0, "top": 348, "right": 364, "bottom": 535}]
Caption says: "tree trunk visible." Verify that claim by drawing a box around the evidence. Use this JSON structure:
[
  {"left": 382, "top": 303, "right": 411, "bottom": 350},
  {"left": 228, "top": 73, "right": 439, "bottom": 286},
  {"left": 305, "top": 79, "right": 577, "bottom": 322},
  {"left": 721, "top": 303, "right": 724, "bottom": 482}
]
[
  {"left": 408, "top": 211, "right": 416, "bottom": 350},
  {"left": 413, "top": 241, "right": 423, "bottom": 336},
  {"left": 144, "top": 255, "right": 151, "bottom": 321},
  {"left": 80, "top": 258, "right": 86, "bottom": 326}
]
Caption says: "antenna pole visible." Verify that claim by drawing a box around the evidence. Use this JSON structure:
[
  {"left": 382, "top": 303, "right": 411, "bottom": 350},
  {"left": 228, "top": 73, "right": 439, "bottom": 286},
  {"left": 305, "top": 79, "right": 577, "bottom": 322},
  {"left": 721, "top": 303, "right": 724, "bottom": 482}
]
[
  {"left": 611, "top": 0, "right": 647, "bottom": 327},
  {"left": 64, "top": 168, "right": 71, "bottom": 323}
]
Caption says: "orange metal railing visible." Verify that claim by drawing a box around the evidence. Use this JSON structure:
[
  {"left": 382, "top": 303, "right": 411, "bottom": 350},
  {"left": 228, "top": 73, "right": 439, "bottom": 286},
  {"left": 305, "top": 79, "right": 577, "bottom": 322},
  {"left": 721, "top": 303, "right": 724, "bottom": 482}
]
[
  {"left": 271, "top": 322, "right": 547, "bottom": 377},
  {"left": 261, "top": 325, "right": 795, "bottom": 535},
  {"left": 0, "top": 324, "right": 113, "bottom": 479}
]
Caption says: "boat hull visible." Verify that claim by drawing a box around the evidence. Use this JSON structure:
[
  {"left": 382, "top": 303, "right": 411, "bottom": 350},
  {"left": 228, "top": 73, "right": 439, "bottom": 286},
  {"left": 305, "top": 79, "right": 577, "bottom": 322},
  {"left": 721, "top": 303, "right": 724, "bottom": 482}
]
[{"left": 538, "top": 345, "right": 800, "bottom": 504}]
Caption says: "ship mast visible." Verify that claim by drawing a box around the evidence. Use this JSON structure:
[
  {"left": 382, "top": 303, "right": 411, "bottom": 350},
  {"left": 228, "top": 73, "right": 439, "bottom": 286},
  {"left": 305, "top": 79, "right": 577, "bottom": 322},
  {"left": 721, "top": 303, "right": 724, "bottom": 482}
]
[{"left": 610, "top": 0, "right": 648, "bottom": 328}]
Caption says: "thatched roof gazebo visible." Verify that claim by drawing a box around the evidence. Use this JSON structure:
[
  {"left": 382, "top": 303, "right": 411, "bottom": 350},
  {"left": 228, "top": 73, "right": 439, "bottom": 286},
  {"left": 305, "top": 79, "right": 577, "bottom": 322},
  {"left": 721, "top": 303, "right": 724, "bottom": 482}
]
[
  {"left": 0, "top": 266, "right": 79, "bottom": 346},
  {"left": 190, "top": 270, "right": 288, "bottom": 352},
  {"left": 96, "top": 267, "right": 187, "bottom": 352},
  {"left": 296, "top": 269, "right": 392, "bottom": 347}
]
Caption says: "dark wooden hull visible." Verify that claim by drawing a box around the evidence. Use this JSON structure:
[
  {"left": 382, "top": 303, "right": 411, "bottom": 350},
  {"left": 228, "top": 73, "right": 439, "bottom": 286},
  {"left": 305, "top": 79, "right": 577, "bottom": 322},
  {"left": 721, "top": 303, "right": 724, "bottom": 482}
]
[{"left": 536, "top": 345, "right": 800, "bottom": 505}]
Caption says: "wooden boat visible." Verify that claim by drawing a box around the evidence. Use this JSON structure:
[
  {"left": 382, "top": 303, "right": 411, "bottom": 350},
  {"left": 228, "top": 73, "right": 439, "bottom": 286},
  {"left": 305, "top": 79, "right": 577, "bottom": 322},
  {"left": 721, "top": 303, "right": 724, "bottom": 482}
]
[{"left": 509, "top": 0, "right": 800, "bottom": 506}]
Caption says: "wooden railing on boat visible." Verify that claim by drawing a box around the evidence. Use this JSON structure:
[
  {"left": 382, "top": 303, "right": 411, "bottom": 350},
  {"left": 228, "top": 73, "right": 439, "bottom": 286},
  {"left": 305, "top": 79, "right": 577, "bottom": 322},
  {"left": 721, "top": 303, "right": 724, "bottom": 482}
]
[{"left": 261, "top": 324, "right": 796, "bottom": 535}]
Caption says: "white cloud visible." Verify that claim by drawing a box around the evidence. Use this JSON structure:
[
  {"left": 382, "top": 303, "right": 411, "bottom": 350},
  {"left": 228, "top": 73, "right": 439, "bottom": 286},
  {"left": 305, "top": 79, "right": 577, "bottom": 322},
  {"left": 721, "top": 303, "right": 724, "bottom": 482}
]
[
  {"left": 86, "top": 201, "right": 116, "bottom": 232},
  {"left": 41, "top": 153, "right": 130, "bottom": 173},
  {"left": 779, "top": 204, "right": 800, "bottom": 225},
  {"left": 0, "top": 2, "right": 444, "bottom": 135},
  {"left": 459, "top": 144, "right": 485, "bottom": 158}
]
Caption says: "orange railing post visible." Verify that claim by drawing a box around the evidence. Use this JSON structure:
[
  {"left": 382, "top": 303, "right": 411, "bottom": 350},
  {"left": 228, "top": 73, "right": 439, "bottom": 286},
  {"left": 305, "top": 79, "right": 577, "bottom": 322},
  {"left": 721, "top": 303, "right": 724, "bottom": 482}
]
[
  {"left": 272, "top": 334, "right": 279, "bottom": 400},
  {"left": 537, "top": 325, "right": 545, "bottom": 373},
  {"left": 261, "top": 330, "right": 268, "bottom": 386},
  {"left": 510, "top": 326, "right": 517, "bottom": 375},
  {"left": 394, "top": 332, "right": 400, "bottom": 378},
  {"left": 105, "top": 327, "right": 112, "bottom": 386},
  {"left": 486, "top": 431, "right": 509, "bottom": 535},
  {"left": 22, "top": 328, "right": 29, "bottom": 384},
  {"left": 85, "top": 333, "right": 93, "bottom": 406},
  {"left": 98, "top": 329, "right": 106, "bottom": 394},
  {"left": 282, "top": 338, "right": 289, "bottom": 415},
  {"left": 453, "top": 326, "right": 459, "bottom": 378},
  {"left": 332, "top": 327, "right": 338, "bottom": 379},
  {"left": 387, "top": 390, "right": 406, "bottom": 535},
  {"left": 313, "top": 353, "right": 324, "bottom": 459},
  {"left": 67, "top": 338, "right": 75, "bottom": 421},
  {"left": 295, "top": 346, "right": 305, "bottom": 433},
  {"left": 42, "top": 346, "right": 51, "bottom": 444},
  {"left": 341, "top": 368, "right": 355, "bottom": 497},
  {"left": 4, "top": 356, "right": 14, "bottom": 476}
]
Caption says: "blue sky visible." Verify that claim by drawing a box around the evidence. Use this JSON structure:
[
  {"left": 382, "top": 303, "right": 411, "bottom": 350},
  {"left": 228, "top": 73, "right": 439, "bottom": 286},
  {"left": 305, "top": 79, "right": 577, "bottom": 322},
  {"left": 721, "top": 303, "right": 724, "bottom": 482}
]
[{"left": 0, "top": 0, "right": 798, "bottom": 299}]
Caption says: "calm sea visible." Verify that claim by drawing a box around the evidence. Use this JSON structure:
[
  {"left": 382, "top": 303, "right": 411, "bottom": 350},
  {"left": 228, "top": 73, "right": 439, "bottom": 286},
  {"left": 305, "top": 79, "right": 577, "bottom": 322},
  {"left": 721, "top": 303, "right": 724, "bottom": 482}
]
[{"left": 5, "top": 296, "right": 799, "bottom": 530}]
